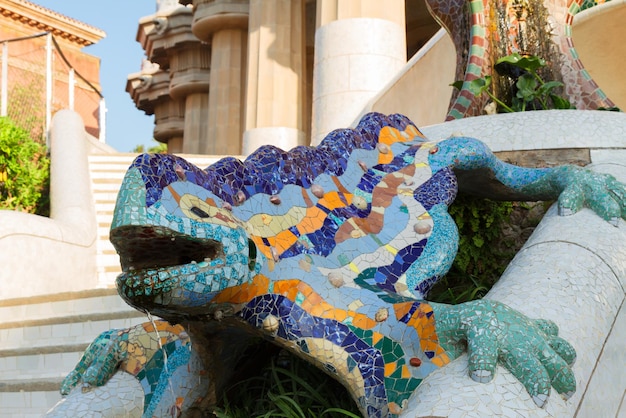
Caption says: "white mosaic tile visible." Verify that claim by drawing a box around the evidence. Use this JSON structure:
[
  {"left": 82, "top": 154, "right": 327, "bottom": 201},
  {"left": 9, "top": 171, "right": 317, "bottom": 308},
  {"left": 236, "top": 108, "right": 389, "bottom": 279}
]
[
  {"left": 45, "top": 371, "right": 144, "bottom": 417},
  {"left": 421, "top": 110, "right": 626, "bottom": 152}
]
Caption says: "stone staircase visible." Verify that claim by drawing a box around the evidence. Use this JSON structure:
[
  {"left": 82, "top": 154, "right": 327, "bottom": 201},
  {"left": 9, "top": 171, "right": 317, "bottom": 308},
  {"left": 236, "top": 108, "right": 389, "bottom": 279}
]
[
  {"left": 90, "top": 153, "right": 137, "bottom": 288},
  {"left": 0, "top": 152, "right": 221, "bottom": 417},
  {"left": 0, "top": 290, "right": 149, "bottom": 417},
  {"left": 90, "top": 153, "right": 221, "bottom": 287}
]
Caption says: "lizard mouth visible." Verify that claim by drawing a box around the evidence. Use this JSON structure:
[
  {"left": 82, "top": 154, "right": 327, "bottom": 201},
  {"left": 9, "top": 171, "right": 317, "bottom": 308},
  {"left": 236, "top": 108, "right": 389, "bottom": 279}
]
[
  {"left": 110, "top": 225, "right": 226, "bottom": 315},
  {"left": 109, "top": 225, "right": 259, "bottom": 318},
  {"left": 110, "top": 225, "right": 223, "bottom": 273}
]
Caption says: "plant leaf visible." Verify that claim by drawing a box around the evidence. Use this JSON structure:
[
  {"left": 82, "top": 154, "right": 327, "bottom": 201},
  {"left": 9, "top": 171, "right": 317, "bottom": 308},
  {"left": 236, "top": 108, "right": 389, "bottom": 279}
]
[
  {"left": 515, "top": 74, "right": 538, "bottom": 101},
  {"left": 466, "top": 76, "right": 492, "bottom": 96},
  {"left": 450, "top": 80, "right": 464, "bottom": 91},
  {"left": 496, "top": 53, "right": 546, "bottom": 73},
  {"left": 549, "top": 94, "right": 575, "bottom": 110}
]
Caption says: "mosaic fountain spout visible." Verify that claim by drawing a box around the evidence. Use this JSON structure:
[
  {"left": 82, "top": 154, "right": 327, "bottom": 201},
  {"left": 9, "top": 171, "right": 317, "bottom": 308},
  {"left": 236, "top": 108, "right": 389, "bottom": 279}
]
[{"left": 110, "top": 160, "right": 263, "bottom": 319}]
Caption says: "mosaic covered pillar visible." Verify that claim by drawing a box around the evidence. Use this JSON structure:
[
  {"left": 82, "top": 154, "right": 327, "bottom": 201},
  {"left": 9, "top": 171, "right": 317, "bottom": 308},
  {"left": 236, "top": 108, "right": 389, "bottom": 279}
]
[
  {"left": 190, "top": 0, "right": 248, "bottom": 156},
  {"left": 242, "top": 0, "right": 307, "bottom": 156},
  {"left": 311, "top": 0, "right": 407, "bottom": 145}
]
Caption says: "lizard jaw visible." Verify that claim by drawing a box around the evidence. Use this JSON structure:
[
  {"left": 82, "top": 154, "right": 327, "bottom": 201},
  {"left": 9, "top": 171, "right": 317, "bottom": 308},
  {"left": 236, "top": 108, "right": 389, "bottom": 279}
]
[
  {"left": 110, "top": 224, "right": 259, "bottom": 318},
  {"left": 110, "top": 225, "right": 225, "bottom": 316}
]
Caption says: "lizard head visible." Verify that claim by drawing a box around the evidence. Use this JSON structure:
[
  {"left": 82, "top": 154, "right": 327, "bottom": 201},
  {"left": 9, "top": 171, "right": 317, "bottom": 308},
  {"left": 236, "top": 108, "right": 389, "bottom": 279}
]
[
  {"left": 110, "top": 112, "right": 448, "bottom": 320},
  {"left": 110, "top": 154, "right": 263, "bottom": 319}
]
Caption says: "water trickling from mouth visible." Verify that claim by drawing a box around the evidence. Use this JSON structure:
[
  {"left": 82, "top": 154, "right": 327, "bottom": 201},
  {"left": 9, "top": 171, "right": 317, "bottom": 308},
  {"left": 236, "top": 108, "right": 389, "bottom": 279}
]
[{"left": 146, "top": 311, "right": 177, "bottom": 410}]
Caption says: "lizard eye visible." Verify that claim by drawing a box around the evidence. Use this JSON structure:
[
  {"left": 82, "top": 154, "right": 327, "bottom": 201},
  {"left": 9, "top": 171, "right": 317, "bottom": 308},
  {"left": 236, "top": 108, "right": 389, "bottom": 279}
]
[{"left": 190, "top": 206, "right": 211, "bottom": 218}]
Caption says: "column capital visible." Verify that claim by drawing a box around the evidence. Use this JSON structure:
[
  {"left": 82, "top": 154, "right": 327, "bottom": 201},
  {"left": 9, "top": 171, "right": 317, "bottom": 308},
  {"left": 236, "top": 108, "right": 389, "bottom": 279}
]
[
  {"left": 190, "top": 0, "right": 249, "bottom": 42},
  {"left": 153, "top": 99, "right": 185, "bottom": 143},
  {"left": 137, "top": 6, "right": 196, "bottom": 68},
  {"left": 126, "top": 64, "right": 171, "bottom": 115},
  {"left": 168, "top": 44, "right": 211, "bottom": 98}
]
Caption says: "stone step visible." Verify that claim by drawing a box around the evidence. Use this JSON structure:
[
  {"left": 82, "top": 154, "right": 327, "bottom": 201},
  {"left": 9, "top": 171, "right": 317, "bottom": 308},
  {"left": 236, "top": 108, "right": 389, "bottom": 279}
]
[
  {"left": 0, "top": 389, "right": 62, "bottom": 417},
  {"left": 96, "top": 253, "right": 121, "bottom": 268},
  {"left": 0, "top": 290, "right": 129, "bottom": 324},
  {"left": 0, "top": 292, "right": 146, "bottom": 350},
  {"left": 88, "top": 153, "right": 139, "bottom": 163},
  {"left": 0, "top": 289, "right": 152, "bottom": 416},
  {"left": 0, "top": 309, "right": 146, "bottom": 354},
  {"left": 0, "top": 350, "right": 88, "bottom": 381},
  {"left": 92, "top": 191, "right": 121, "bottom": 202},
  {"left": 91, "top": 182, "right": 126, "bottom": 193},
  {"left": 88, "top": 167, "right": 133, "bottom": 177},
  {"left": 97, "top": 238, "right": 115, "bottom": 251},
  {"left": 94, "top": 201, "right": 115, "bottom": 213}
]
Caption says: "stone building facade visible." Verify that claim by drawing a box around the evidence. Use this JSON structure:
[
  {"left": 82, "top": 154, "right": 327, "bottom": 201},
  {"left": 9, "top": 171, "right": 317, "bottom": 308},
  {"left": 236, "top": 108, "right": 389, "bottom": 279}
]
[{"left": 127, "top": 0, "right": 443, "bottom": 155}]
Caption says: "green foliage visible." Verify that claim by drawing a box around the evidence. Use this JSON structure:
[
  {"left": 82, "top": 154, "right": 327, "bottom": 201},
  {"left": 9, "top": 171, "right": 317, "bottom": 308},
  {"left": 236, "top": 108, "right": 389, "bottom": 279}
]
[
  {"left": 0, "top": 117, "right": 49, "bottom": 215},
  {"left": 132, "top": 141, "right": 167, "bottom": 154},
  {"left": 428, "top": 195, "right": 515, "bottom": 304},
  {"left": 452, "top": 53, "right": 574, "bottom": 113},
  {"left": 214, "top": 349, "right": 360, "bottom": 418}
]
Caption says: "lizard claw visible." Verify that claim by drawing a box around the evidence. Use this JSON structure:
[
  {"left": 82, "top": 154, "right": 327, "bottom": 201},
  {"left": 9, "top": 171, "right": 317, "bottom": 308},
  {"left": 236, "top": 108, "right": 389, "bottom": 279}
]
[{"left": 470, "top": 369, "right": 493, "bottom": 383}]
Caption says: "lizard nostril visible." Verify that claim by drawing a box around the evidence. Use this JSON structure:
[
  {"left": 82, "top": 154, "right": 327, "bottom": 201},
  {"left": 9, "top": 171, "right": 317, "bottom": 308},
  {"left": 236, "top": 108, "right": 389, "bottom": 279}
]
[
  {"left": 248, "top": 239, "right": 257, "bottom": 271},
  {"left": 190, "top": 206, "right": 210, "bottom": 218}
]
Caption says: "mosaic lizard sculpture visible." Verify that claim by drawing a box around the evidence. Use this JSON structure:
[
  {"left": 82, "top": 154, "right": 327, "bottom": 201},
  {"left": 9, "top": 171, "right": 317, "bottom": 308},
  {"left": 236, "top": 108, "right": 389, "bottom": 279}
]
[{"left": 57, "top": 112, "right": 626, "bottom": 417}]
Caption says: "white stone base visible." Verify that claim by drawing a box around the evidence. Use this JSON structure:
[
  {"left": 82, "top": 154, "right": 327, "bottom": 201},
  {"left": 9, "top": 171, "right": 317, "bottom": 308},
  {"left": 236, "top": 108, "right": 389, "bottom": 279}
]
[{"left": 45, "top": 372, "right": 144, "bottom": 417}]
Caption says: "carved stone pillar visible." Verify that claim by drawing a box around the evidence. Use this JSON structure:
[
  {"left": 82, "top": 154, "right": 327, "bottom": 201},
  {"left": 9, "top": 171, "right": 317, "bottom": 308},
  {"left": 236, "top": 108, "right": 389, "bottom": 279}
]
[
  {"left": 242, "top": 0, "right": 307, "bottom": 156},
  {"left": 154, "top": 95, "right": 185, "bottom": 153},
  {"left": 126, "top": 63, "right": 185, "bottom": 153},
  {"left": 311, "top": 0, "right": 406, "bottom": 144},
  {"left": 191, "top": 0, "right": 248, "bottom": 155},
  {"left": 169, "top": 44, "right": 211, "bottom": 154},
  {"left": 137, "top": 5, "right": 211, "bottom": 154}
]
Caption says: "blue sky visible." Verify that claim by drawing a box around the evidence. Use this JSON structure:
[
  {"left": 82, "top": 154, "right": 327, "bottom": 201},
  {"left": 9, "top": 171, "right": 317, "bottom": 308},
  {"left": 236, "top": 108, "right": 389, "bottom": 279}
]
[{"left": 32, "top": 1, "right": 159, "bottom": 152}]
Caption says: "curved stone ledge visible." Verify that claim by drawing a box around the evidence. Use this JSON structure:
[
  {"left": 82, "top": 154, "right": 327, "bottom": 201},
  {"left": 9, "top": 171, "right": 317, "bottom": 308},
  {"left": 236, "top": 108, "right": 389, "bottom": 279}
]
[
  {"left": 400, "top": 141, "right": 626, "bottom": 416},
  {"left": 421, "top": 110, "right": 626, "bottom": 152},
  {"left": 0, "top": 110, "right": 97, "bottom": 300}
]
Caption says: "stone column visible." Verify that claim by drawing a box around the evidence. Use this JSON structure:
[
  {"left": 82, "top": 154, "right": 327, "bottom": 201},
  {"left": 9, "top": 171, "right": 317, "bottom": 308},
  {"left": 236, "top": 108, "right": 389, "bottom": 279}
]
[
  {"left": 311, "top": 0, "right": 407, "bottom": 144},
  {"left": 242, "top": 0, "right": 307, "bottom": 156},
  {"left": 169, "top": 44, "right": 211, "bottom": 154},
  {"left": 153, "top": 95, "right": 185, "bottom": 153},
  {"left": 137, "top": 5, "right": 211, "bottom": 155},
  {"left": 191, "top": 0, "right": 248, "bottom": 156},
  {"left": 127, "top": 62, "right": 185, "bottom": 153}
]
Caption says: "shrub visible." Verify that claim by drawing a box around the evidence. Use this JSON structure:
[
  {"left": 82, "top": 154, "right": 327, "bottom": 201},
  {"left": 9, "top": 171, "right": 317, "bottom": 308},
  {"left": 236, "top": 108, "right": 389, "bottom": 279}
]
[
  {"left": 214, "top": 345, "right": 360, "bottom": 418},
  {"left": 428, "top": 195, "right": 516, "bottom": 304},
  {"left": 0, "top": 117, "right": 50, "bottom": 215}
]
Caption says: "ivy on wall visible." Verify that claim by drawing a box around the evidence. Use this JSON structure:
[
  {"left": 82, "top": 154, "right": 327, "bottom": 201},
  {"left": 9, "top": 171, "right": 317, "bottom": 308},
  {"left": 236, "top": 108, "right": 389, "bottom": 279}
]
[{"left": 429, "top": 195, "right": 516, "bottom": 304}]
